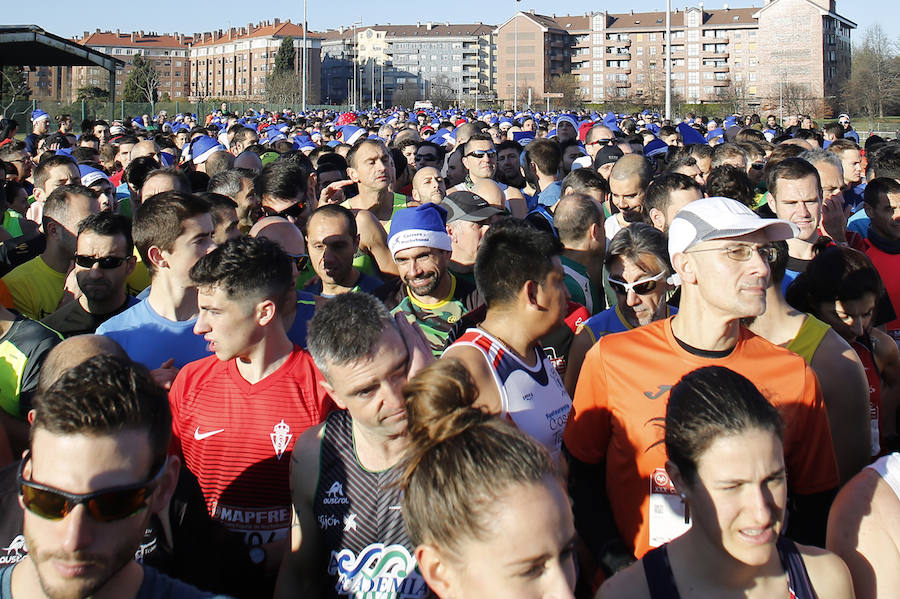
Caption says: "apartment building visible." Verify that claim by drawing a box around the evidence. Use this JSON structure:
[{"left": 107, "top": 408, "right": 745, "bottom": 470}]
[
  {"left": 495, "top": 0, "right": 854, "bottom": 113},
  {"left": 72, "top": 30, "right": 192, "bottom": 102},
  {"left": 321, "top": 22, "right": 494, "bottom": 107},
  {"left": 189, "top": 20, "right": 321, "bottom": 103},
  {"left": 494, "top": 12, "right": 574, "bottom": 107}
]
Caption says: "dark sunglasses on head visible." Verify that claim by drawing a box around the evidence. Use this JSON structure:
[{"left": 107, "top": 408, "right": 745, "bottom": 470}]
[
  {"left": 17, "top": 451, "right": 166, "bottom": 522},
  {"left": 74, "top": 255, "right": 128, "bottom": 269},
  {"left": 465, "top": 149, "right": 497, "bottom": 159},
  {"left": 288, "top": 253, "right": 310, "bottom": 271},
  {"left": 263, "top": 202, "right": 306, "bottom": 220}
]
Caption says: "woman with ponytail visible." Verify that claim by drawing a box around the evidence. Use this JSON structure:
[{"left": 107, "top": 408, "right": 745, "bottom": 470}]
[{"left": 401, "top": 359, "right": 577, "bottom": 599}]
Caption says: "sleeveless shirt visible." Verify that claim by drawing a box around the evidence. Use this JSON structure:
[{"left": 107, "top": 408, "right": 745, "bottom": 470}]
[
  {"left": 867, "top": 452, "right": 900, "bottom": 501},
  {"left": 449, "top": 328, "right": 572, "bottom": 459},
  {"left": 852, "top": 334, "right": 884, "bottom": 457},
  {"left": 642, "top": 536, "right": 817, "bottom": 599},
  {"left": 313, "top": 410, "right": 427, "bottom": 599},
  {"left": 786, "top": 314, "right": 830, "bottom": 365}
]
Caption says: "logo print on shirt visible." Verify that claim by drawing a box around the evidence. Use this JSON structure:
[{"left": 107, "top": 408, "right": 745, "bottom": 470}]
[
  {"left": 643, "top": 385, "right": 672, "bottom": 400},
  {"left": 194, "top": 427, "right": 225, "bottom": 440},
  {"left": 270, "top": 419, "right": 293, "bottom": 459},
  {"left": 324, "top": 481, "right": 350, "bottom": 504},
  {"left": 0, "top": 535, "right": 27, "bottom": 565},
  {"left": 343, "top": 513, "right": 358, "bottom": 532}
]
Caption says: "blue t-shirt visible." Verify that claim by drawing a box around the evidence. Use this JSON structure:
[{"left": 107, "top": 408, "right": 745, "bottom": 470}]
[
  {"left": 847, "top": 208, "right": 870, "bottom": 238},
  {"left": 96, "top": 299, "right": 211, "bottom": 370},
  {"left": 287, "top": 291, "right": 317, "bottom": 348},
  {"left": 537, "top": 181, "right": 563, "bottom": 208},
  {"left": 0, "top": 562, "right": 234, "bottom": 598}
]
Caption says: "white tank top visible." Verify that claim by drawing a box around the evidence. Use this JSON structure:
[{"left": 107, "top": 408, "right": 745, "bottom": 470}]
[
  {"left": 867, "top": 452, "right": 900, "bottom": 501},
  {"left": 449, "top": 328, "right": 572, "bottom": 459}
]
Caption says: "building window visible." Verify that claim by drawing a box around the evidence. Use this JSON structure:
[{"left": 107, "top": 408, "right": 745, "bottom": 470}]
[
  {"left": 649, "top": 33, "right": 657, "bottom": 42},
  {"left": 687, "top": 11, "right": 699, "bottom": 27},
  {"left": 688, "top": 30, "right": 699, "bottom": 42},
  {"left": 636, "top": 46, "right": 643, "bottom": 55}
]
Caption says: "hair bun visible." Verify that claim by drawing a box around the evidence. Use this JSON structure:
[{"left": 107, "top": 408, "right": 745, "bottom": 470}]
[{"left": 403, "top": 359, "right": 490, "bottom": 447}]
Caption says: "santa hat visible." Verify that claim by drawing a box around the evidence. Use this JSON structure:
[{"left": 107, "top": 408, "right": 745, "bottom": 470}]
[
  {"left": 188, "top": 136, "right": 225, "bottom": 164},
  {"left": 388, "top": 204, "right": 452, "bottom": 257}
]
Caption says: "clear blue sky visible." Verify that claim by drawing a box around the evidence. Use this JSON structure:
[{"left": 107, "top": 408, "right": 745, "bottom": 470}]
[{"left": 15, "top": 0, "right": 891, "bottom": 43}]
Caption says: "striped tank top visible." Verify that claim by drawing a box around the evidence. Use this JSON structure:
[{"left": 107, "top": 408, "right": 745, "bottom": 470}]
[{"left": 315, "top": 410, "right": 427, "bottom": 599}]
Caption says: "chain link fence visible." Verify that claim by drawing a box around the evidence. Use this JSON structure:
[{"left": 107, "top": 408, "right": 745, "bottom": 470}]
[{"left": 4, "top": 100, "right": 351, "bottom": 135}]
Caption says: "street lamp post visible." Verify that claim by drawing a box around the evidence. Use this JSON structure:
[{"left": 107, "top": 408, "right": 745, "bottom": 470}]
[
  {"left": 513, "top": 0, "right": 520, "bottom": 111},
  {"left": 302, "top": 0, "right": 307, "bottom": 112},
  {"left": 665, "top": 0, "right": 672, "bottom": 121}
]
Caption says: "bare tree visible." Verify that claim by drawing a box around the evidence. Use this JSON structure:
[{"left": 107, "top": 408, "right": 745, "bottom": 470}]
[
  {"left": 265, "top": 72, "right": 302, "bottom": 107},
  {"left": 843, "top": 24, "right": 900, "bottom": 119},
  {"left": 546, "top": 74, "right": 584, "bottom": 111},
  {"left": 0, "top": 66, "right": 31, "bottom": 117}
]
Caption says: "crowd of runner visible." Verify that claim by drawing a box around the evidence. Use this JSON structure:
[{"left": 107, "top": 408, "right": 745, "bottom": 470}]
[{"left": 0, "top": 101, "right": 898, "bottom": 598}]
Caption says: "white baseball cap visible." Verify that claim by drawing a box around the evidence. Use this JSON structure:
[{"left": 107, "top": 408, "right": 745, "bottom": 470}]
[{"left": 668, "top": 197, "right": 798, "bottom": 261}]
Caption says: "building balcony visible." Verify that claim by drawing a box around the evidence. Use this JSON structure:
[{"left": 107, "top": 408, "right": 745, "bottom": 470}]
[
  {"left": 702, "top": 35, "right": 729, "bottom": 44},
  {"left": 712, "top": 79, "right": 731, "bottom": 86},
  {"left": 608, "top": 38, "right": 631, "bottom": 47},
  {"left": 614, "top": 81, "right": 631, "bottom": 88},
  {"left": 712, "top": 64, "right": 729, "bottom": 72},
  {"left": 608, "top": 50, "right": 631, "bottom": 57},
  {"left": 703, "top": 51, "right": 729, "bottom": 59}
]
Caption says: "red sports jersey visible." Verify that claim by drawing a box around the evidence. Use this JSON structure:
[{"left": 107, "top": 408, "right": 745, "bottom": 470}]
[{"left": 169, "top": 348, "right": 332, "bottom": 545}]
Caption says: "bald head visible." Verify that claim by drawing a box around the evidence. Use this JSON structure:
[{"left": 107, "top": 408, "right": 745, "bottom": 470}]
[
  {"left": 204, "top": 151, "right": 235, "bottom": 177},
  {"left": 609, "top": 154, "right": 653, "bottom": 187},
  {"left": 454, "top": 122, "right": 481, "bottom": 148},
  {"left": 131, "top": 140, "right": 160, "bottom": 162},
  {"left": 412, "top": 167, "right": 446, "bottom": 204},
  {"left": 37, "top": 335, "right": 128, "bottom": 393},
  {"left": 249, "top": 216, "right": 306, "bottom": 255},
  {"left": 472, "top": 178, "right": 505, "bottom": 208},
  {"left": 234, "top": 151, "right": 263, "bottom": 172}
]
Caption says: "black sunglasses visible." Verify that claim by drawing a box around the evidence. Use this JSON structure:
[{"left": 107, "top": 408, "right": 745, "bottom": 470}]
[
  {"left": 74, "top": 255, "right": 128, "bottom": 269},
  {"left": 263, "top": 202, "right": 306, "bottom": 220},
  {"left": 465, "top": 149, "right": 497, "bottom": 159},
  {"left": 288, "top": 253, "right": 310, "bottom": 271},
  {"left": 17, "top": 451, "right": 166, "bottom": 522}
]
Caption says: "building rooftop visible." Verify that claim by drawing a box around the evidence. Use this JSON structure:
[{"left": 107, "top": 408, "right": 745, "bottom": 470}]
[
  {"left": 78, "top": 30, "right": 191, "bottom": 48},
  {"left": 190, "top": 19, "right": 322, "bottom": 47}
]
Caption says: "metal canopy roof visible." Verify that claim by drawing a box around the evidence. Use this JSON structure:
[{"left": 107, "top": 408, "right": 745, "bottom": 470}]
[{"left": 0, "top": 25, "right": 124, "bottom": 70}]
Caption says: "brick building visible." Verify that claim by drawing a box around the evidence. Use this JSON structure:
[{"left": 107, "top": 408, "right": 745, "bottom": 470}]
[
  {"left": 495, "top": 0, "right": 854, "bottom": 114},
  {"left": 188, "top": 20, "right": 321, "bottom": 103},
  {"left": 72, "top": 30, "right": 192, "bottom": 103}
]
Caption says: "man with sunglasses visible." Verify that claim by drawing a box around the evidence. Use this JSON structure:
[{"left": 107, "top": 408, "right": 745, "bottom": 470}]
[
  {"left": 584, "top": 125, "right": 617, "bottom": 162},
  {"left": 42, "top": 212, "right": 138, "bottom": 337},
  {"left": 5, "top": 354, "right": 228, "bottom": 598},
  {"left": 3, "top": 183, "right": 98, "bottom": 321},
  {"left": 413, "top": 141, "right": 445, "bottom": 172},
  {"left": 566, "top": 197, "right": 841, "bottom": 578},
  {"left": 453, "top": 134, "right": 526, "bottom": 211},
  {"left": 259, "top": 159, "right": 314, "bottom": 231}
]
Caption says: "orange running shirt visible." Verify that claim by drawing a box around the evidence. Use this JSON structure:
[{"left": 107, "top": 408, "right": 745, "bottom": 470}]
[{"left": 563, "top": 317, "right": 839, "bottom": 559}]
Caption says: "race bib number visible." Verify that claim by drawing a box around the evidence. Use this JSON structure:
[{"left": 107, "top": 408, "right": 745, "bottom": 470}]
[
  {"left": 212, "top": 503, "right": 292, "bottom": 546},
  {"left": 648, "top": 468, "right": 691, "bottom": 547}
]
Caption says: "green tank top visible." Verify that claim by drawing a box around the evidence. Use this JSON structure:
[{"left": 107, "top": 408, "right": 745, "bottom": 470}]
[{"left": 786, "top": 314, "right": 831, "bottom": 365}]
